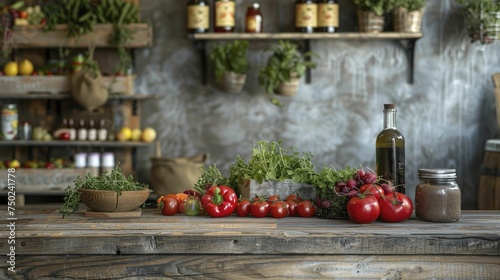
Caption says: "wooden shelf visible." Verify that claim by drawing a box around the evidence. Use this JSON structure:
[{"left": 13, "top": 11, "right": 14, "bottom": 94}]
[
  {"left": 0, "top": 140, "right": 154, "bottom": 148},
  {"left": 7, "top": 23, "right": 153, "bottom": 48},
  {"left": 192, "top": 32, "right": 423, "bottom": 40},
  {"left": 0, "top": 93, "right": 160, "bottom": 100},
  {"left": 191, "top": 32, "right": 422, "bottom": 84}
]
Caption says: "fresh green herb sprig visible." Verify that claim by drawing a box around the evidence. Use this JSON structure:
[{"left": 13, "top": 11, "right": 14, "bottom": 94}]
[
  {"left": 60, "top": 165, "right": 149, "bottom": 218},
  {"left": 229, "top": 140, "right": 316, "bottom": 186},
  {"left": 194, "top": 164, "right": 230, "bottom": 194},
  {"left": 312, "top": 166, "right": 358, "bottom": 190}
]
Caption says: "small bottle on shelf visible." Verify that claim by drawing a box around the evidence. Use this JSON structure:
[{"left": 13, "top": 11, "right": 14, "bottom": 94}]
[
  {"left": 375, "top": 104, "right": 405, "bottom": 193},
  {"left": 295, "top": 0, "right": 318, "bottom": 33},
  {"left": 317, "top": 0, "right": 339, "bottom": 33},
  {"left": 245, "top": 3, "right": 263, "bottom": 33},
  {"left": 187, "top": 0, "right": 210, "bottom": 34},
  {"left": 214, "top": 0, "right": 236, "bottom": 33},
  {"left": 77, "top": 119, "right": 87, "bottom": 141},
  {"left": 88, "top": 120, "right": 97, "bottom": 141},
  {"left": 97, "top": 119, "right": 108, "bottom": 141},
  {"left": 68, "top": 118, "right": 76, "bottom": 140}
]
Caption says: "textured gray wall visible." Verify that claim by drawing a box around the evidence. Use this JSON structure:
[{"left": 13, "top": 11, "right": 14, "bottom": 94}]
[{"left": 134, "top": 0, "right": 500, "bottom": 210}]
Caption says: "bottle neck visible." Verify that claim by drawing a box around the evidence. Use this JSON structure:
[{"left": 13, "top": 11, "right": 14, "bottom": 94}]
[{"left": 383, "top": 109, "right": 397, "bottom": 129}]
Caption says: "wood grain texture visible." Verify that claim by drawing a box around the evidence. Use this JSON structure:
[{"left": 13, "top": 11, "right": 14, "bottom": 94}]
[
  {"left": 192, "top": 32, "right": 423, "bottom": 40},
  {"left": 1, "top": 210, "right": 499, "bottom": 278},
  {"left": 8, "top": 24, "right": 152, "bottom": 48},
  {"left": 1, "top": 255, "right": 499, "bottom": 279}
]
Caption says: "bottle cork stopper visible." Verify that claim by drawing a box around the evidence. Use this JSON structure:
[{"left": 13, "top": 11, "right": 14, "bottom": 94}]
[{"left": 384, "top": 104, "right": 396, "bottom": 109}]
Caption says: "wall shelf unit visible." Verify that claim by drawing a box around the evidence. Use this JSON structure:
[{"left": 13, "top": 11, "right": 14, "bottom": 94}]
[{"left": 191, "top": 32, "right": 423, "bottom": 84}]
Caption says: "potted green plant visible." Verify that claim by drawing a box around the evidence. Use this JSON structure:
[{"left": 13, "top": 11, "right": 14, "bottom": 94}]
[
  {"left": 457, "top": 0, "right": 500, "bottom": 44},
  {"left": 60, "top": 165, "right": 151, "bottom": 218},
  {"left": 353, "top": 0, "right": 397, "bottom": 33},
  {"left": 393, "top": 0, "right": 426, "bottom": 33},
  {"left": 209, "top": 40, "right": 250, "bottom": 94},
  {"left": 258, "top": 40, "right": 316, "bottom": 103}
]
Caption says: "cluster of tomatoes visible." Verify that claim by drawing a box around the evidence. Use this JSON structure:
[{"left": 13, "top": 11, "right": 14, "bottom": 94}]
[
  {"left": 346, "top": 182, "right": 413, "bottom": 224},
  {"left": 156, "top": 188, "right": 316, "bottom": 219}
]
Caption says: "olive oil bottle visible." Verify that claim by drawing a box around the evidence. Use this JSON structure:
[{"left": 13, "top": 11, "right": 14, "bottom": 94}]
[{"left": 376, "top": 104, "right": 405, "bottom": 193}]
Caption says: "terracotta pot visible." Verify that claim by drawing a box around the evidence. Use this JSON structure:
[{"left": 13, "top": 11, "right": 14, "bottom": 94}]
[
  {"left": 219, "top": 71, "right": 246, "bottom": 94},
  {"left": 357, "top": 10, "right": 384, "bottom": 33},
  {"left": 79, "top": 188, "right": 150, "bottom": 212},
  {"left": 393, "top": 8, "right": 424, "bottom": 33},
  {"left": 274, "top": 77, "right": 299, "bottom": 97}
]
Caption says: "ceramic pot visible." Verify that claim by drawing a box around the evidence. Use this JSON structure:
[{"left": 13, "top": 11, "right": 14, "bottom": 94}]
[
  {"left": 357, "top": 10, "right": 384, "bottom": 33},
  {"left": 393, "top": 7, "right": 424, "bottom": 33},
  {"left": 79, "top": 188, "right": 150, "bottom": 212},
  {"left": 274, "top": 77, "right": 299, "bottom": 96},
  {"left": 220, "top": 71, "right": 246, "bottom": 94}
]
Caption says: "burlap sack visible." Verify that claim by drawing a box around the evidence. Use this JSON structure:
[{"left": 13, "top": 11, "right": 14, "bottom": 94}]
[
  {"left": 71, "top": 71, "right": 108, "bottom": 112},
  {"left": 150, "top": 153, "right": 208, "bottom": 195}
]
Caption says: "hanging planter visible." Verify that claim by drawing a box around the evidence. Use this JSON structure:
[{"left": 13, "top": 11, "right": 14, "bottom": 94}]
[
  {"left": 209, "top": 40, "right": 250, "bottom": 94},
  {"left": 274, "top": 74, "right": 299, "bottom": 97},
  {"left": 457, "top": 0, "right": 500, "bottom": 44},
  {"left": 219, "top": 71, "right": 247, "bottom": 94}
]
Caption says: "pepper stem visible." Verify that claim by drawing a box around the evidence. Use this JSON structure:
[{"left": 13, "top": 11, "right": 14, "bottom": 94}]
[{"left": 212, "top": 187, "right": 223, "bottom": 205}]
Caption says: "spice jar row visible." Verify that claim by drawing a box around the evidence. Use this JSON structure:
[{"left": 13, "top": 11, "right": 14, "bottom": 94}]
[{"left": 187, "top": 0, "right": 339, "bottom": 34}]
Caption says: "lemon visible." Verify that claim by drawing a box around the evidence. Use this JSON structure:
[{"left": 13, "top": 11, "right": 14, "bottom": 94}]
[
  {"left": 131, "top": 128, "right": 142, "bottom": 141},
  {"left": 9, "top": 160, "right": 20, "bottom": 169},
  {"left": 3, "top": 61, "right": 18, "bottom": 76},
  {"left": 18, "top": 59, "right": 34, "bottom": 76},
  {"left": 141, "top": 127, "right": 157, "bottom": 143},
  {"left": 117, "top": 127, "right": 132, "bottom": 142}
]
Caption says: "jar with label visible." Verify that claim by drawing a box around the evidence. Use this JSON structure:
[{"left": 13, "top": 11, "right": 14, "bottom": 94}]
[
  {"left": 295, "top": 0, "right": 318, "bottom": 33},
  {"left": 1, "top": 104, "right": 18, "bottom": 140},
  {"left": 101, "top": 152, "right": 115, "bottom": 175},
  {"left": 18, "top": 121, "right": 31, "bottom": 140},
  {"left": 214, "top": 0, "right": 235, "bottom": 32},
  {"left": 187, "top": 0, "right": 210, "bottom": 34},
  {"left": 245, "top": 3, "right": 263, "bottom": 33},
  {"left": 87, "top": 153, "right": 100, "bottom": 176},
  {"left": 77, "top": 119, "right": 87, "bottom": 141},
  {"left": 317, "top": 0, "right": 339, "bottom": 33},
  {"left": 87, "top": 120, "right": 97, "bottom": 141},
  {"left": 415, "top": 169, "right": 461, "bottom": 223}
]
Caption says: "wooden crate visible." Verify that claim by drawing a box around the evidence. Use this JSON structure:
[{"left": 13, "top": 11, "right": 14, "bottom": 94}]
[
  {"left": 0, "top": 167, "right": 96, "bottom": 193},
  {"left": 239, "top": 179, "right": 316, "bottom": 200},
  {"left": 0, "top": 75, "right": 135, "bottom": 95}
]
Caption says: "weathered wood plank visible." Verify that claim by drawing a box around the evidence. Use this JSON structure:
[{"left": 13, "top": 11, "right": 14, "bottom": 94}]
[
  {"left": 8, "top": 24, "right": 152, "bottom": 48},
  {"left": 192, "top": 32, "right": 423, "bottom": 40},
  {"left": 2, "top": 255, "right": 499, "bottom": 280}
]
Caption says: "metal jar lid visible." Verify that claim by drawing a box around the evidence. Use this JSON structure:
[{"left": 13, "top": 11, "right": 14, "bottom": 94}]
[
  {"left": 485, "top": 139, "right": 500, "bottom": 152},
  {"left": 418, "top": 169, "right": 457, "bottom": 179}
]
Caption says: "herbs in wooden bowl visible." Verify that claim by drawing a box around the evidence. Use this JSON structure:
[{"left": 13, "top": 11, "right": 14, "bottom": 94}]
[{"left": 60, "top": 165, "right": 151, "bottom": 218}]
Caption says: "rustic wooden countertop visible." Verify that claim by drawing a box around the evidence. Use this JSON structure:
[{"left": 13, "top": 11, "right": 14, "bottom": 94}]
[{"left": 1, "top": 209, "right": 499, "bottom": 279}]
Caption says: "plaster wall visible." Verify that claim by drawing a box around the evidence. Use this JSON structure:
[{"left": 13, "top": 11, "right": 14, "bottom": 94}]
[{"left": 134, "top": 0, "right": 500, "bottom": 210}]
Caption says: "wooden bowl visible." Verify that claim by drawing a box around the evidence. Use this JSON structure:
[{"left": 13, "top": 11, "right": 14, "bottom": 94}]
[{"left": 79, "top": 188, "right": 150, "bottom": 212}]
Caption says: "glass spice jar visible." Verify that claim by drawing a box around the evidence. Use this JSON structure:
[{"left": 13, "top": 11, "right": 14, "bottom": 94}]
[
  {"left": 214, "top": 0, "right": 235, "bottom": 33},
  {"left": 245, "top": 3, "right": 263, "bottom": 33},
  {"left": 295, "top": 0, "right": 318, "bottom": 33},
  {"left": 415, "top": 169, "right": 461, "bottom": 223}
]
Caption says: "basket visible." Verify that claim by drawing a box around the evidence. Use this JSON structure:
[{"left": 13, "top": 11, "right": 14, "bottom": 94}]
[
  {"left": 393, "top": 8, "right": 424, "bottom": 33},
  {"left": 314, "top": 187, "right": 350, "bottom": 220}
]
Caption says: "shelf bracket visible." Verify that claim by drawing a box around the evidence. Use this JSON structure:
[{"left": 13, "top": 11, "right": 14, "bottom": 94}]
[
  {"left": 196, "top": 40, "right": 208, "bottom": 85},
  {"left": 304, "top": 39, "right": 312, "bottom": 84},
  {"left": 399, "top": 38, "right": 419, "bottom": 84}
]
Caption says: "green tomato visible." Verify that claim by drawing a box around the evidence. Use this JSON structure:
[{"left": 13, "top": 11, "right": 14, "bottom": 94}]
[{"left": 183, "top": 197, "right": 202, "bottom": 216}]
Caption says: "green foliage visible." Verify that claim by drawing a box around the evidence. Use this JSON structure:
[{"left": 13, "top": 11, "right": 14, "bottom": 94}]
[
  {"left": 394, "top": 0, "right": 426, "bottom": 11},
  {"left": 258, "top": 40, "right": 317, "bottom": 96},
  {"left": 209, "top": 40, "right": 250, "bottom": 81},
  {"left": 227, "top": 140, "right": 316, "bottom": 187},
  {"left": 194, "top": 164, "right": 230, "bottom": 194},
  {"left": 456, "top": 0, "right": 500, "bottom": 44},
  {"left": 311, "top": 166, "right": 357, "bottom": 190},
  {"left": 353, "top": 0, "right": 398, "bottom": 16},
  {"left": 60, "top": 165, "right": 150, "bottom": 218}
]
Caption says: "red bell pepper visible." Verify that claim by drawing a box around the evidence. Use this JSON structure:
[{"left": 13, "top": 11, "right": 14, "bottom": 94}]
[{"left": 201, "top": 185, "right": 237, "bottom": 218}]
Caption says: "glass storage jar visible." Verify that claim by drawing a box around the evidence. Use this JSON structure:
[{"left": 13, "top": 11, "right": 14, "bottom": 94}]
[{"left": 415, "top": 169, "right": 461, "bottom": 223}]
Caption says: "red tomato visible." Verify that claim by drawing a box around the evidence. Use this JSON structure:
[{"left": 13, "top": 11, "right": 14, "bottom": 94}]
[
  {"left": 250, "top": 199, "right": 269, "bottom": 218},
  {"left": 266, "top": 195, "right": 280, "bottom": 205},
  {"left": 359, "top": 184, "right": 384, "bottom": 201},
  {"left": 18, "top": 10, "right": 28, "bottom": 19},
  {"left": 347, "top": 195, "right": 380, "bottom": 224},
  {"left": 158, "top": 196, "right": 179, "bottom": 216},
  {"left": 297, "top": 200, "right": 315, "bottom": 217},
  {"left": 285, "top": 193, "right": 302, "bottom": 202},
  {"left": 378, "top": 192, "right": 413, "bottom": 223},
  {"left": 269, "top": 201, "right": 288, "bottom": 218},
  {"left": 285, "top": 199, "right": 298, "bottom": 217},
  {"left": 235, "top": 199, "right": 251, "bottom": 217},
  {"left": 59, "top": 132, "right": 71, "bottom": 140}
]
